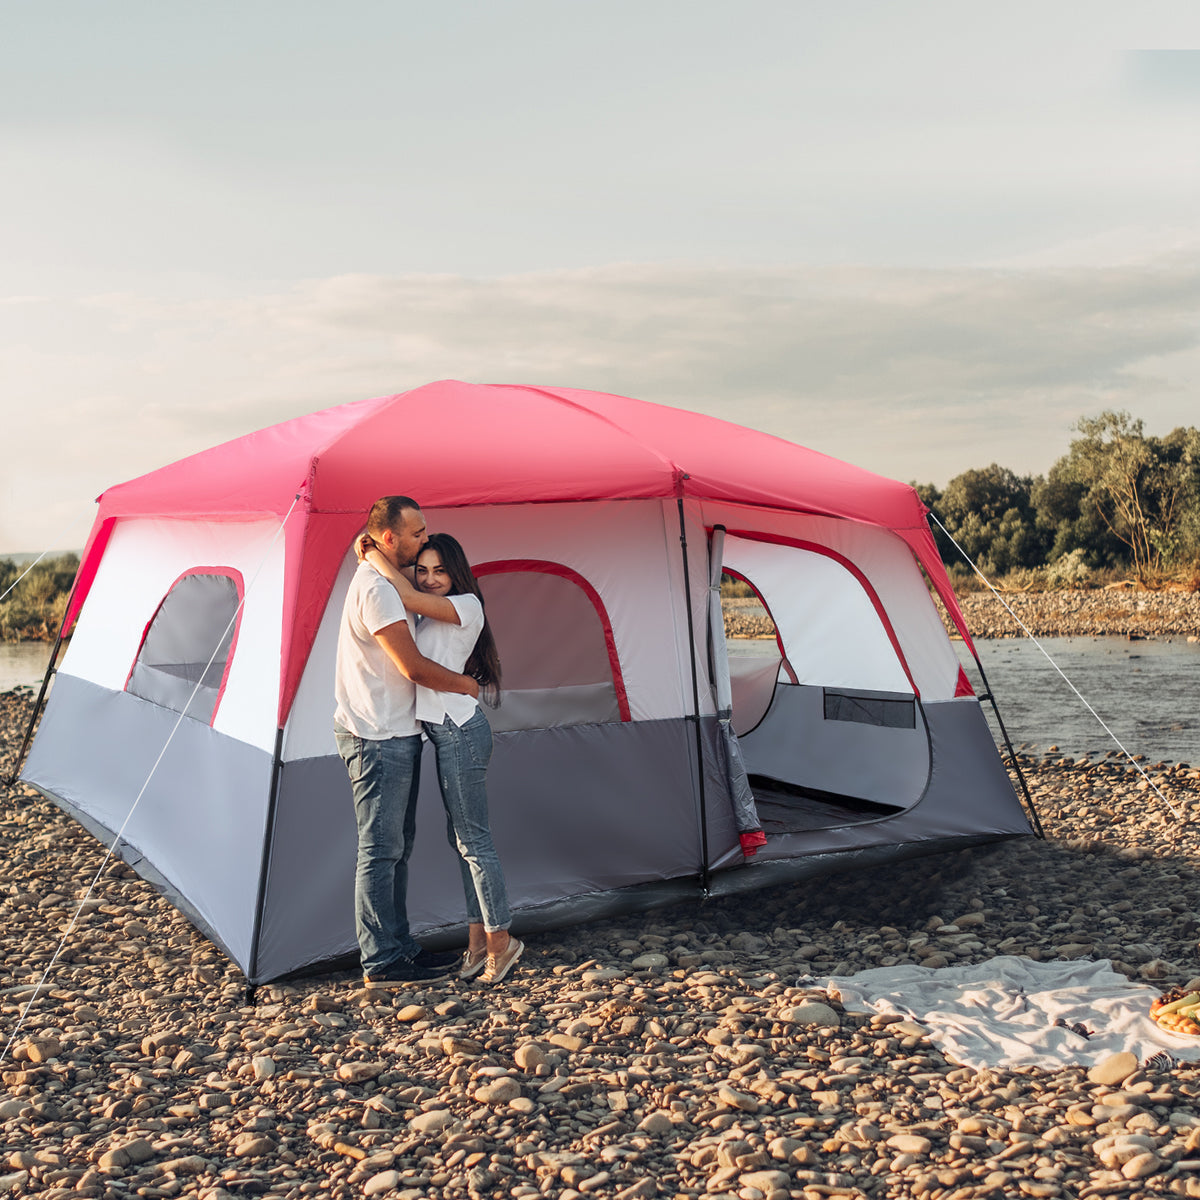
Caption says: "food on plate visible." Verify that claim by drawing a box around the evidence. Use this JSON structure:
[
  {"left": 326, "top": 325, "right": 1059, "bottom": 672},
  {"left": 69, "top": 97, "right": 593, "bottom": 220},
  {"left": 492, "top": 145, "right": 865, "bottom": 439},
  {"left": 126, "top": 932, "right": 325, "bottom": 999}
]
[{"left": 1151, "top": 987, "right": 1200, "bottom": 1036}]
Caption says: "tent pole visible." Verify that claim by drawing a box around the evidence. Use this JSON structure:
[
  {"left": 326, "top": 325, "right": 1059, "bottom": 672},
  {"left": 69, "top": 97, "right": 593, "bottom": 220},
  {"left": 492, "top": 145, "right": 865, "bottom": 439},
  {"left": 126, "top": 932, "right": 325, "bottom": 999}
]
[
  {"left": 245, "top": 726, "right": 286, "bottom": 1002},
  {"left": 4, "top": 601, "right": 75, "bottom": 790},
  {"left": 971, "top": 654, "right": 1045, "bottom": 839},
  {"left": 676, "top": 496, "right": 711, "bottom": 893}
]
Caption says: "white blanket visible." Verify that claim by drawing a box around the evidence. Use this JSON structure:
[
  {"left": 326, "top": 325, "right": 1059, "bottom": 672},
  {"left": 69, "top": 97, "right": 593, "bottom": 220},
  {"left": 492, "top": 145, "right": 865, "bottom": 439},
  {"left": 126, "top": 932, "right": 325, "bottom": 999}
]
[{"left": 811, "top": 956, "right": 1200, "bottom": 1070}]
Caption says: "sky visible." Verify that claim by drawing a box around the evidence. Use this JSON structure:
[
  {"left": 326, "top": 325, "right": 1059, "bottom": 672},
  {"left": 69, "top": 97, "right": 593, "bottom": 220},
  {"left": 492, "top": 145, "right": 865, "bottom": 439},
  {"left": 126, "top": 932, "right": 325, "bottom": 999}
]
[{"left": 2, "top": 2, "right": 1199, "bottom": 553}]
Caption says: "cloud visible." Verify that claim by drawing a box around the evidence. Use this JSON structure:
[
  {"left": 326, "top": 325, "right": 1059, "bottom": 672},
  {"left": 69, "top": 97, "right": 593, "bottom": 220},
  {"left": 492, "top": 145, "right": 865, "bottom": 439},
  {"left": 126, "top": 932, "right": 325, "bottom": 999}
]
[{"left": 3, "top": 256, "right": 1200, "bottom": 549}]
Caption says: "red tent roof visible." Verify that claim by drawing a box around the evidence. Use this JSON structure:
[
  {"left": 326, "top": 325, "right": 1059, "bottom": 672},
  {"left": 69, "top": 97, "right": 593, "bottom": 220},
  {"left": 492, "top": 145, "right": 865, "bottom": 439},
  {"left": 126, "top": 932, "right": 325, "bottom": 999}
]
[{"left": 72, "top": 381, "right": 966, "bottom": 723}]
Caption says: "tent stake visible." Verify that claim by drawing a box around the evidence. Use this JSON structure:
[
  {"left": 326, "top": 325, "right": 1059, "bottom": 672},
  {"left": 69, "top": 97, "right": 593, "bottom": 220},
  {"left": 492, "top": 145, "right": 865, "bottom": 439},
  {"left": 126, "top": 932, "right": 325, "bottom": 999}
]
[{"left": 676, "top": 496, "right": 711, "bottom": 894}]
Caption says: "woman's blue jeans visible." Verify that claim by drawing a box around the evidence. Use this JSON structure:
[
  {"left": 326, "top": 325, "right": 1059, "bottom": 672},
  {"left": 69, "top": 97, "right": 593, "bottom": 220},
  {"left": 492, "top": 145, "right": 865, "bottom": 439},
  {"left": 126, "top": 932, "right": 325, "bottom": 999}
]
[
  {"left": 334, "top": 724, "right": 425, "bottom": 974},
  {"left": 422, "top": 709, "right": 512, "bottom": 932}
]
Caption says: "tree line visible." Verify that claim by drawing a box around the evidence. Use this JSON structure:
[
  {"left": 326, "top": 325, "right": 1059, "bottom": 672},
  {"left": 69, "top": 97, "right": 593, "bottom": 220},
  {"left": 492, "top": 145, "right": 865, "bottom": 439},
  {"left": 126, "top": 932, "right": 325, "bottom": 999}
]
[{"left": 917, "top": 411, "right": 1200, "bottom": 588}]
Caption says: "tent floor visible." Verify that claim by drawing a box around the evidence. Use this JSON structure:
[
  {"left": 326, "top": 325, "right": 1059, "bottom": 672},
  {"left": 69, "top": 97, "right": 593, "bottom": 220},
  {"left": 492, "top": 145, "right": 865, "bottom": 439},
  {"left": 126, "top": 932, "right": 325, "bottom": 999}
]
[{"left": 748, "top": 774, "right": 906, "bottom": 834}]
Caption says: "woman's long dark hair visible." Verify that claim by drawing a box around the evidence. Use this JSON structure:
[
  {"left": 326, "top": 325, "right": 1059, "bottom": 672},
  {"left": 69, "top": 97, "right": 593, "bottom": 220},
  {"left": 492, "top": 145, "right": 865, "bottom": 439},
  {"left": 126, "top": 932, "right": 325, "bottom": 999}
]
[{"left": 419, "top": 533, "right": 502, "bottom": 706}]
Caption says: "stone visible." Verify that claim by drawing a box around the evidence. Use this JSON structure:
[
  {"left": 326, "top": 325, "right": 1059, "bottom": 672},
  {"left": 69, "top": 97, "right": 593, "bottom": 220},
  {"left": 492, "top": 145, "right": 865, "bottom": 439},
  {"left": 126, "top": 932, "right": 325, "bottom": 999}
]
[
  {"left": 631, "top": 953, "right": 669, "bottom": 969},
  {"left": 120, "top": 1140, "right": 155, "bottom": 1166},
  {"left": 475, "top": 1076, "right": 521, "bottom": 1105},
  {"left": 717, "top": 1085, "right": 758, "bottom": 1112},
  {"left": 1088, "top": 1052, "right": 1139, "bottom": 1086},
  {"left": 1122, "top": 1151, "right": 1163, "bottom": 1180},
  {"left": 409, "top": 1109, "right": 457, "bottom": 1134},
  {"left": 514, "top": 1043, "right": 548, "bottom": 1072},
  {"left": 886, "top": 1134, "right": 933, "bottom": 1155},
  {"left": 636, "top": 1110, "right": 674, "bottom": 1135},
  {"left": 442, "top": 1035, "right": 484, "bottom": 1056},
  {"left": 778, "top": 1002, "right": 840, "bottom": 1026},
  {"left": 24, "top": 1036, "right": 62, "bottom": 1063},
  {"left": 739, "top": 1170, "right": 790, "bottom": 1192},
  {"left": 337, "top": 1061, "right": 386, "bottom": 1083},
  {"left": 233, "top": 1135, "right": 276, "bottom": 1158},
  {"left": 251, "top": 1055, "right": 276, "bottom": 1080},
  {"left": 548, "top": 1033, "right": 587, "bottom": 1053},
  {"left": 364, "top": 1171, "right": 400, "bottom": 1196}
]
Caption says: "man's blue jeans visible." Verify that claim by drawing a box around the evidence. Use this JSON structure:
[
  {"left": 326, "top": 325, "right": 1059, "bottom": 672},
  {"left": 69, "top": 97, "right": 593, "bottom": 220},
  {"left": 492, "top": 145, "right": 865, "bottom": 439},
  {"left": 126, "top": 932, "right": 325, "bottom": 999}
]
[
  {"left": 334, "top": 724, "right": 424, "bottom": 974},
  {"left": 423, "top": 709, "right": 512, "bottom": 933}
]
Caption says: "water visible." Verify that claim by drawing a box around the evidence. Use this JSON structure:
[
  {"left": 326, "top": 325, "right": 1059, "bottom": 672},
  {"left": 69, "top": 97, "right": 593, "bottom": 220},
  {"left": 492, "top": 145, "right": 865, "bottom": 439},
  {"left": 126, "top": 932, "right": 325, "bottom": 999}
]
[
  {"left": 0, "top": 642, "right": 54, "bottom": 691},
  {"left": 729, "top": 634, "right": 1200, "bottom": 766},
  {"left": 959, "top": 636, "right": 1200, "bottom": 766}
]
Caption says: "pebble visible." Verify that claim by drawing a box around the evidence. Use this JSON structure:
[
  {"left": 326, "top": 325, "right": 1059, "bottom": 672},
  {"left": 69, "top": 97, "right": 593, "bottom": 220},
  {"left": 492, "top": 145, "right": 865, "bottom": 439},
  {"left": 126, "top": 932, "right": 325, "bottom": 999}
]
[
  {"left": 779, "top": 1001, "right": 841, "bottom": 1026},
  {"left": 1, "top": 683, "right": 1200, "bottom": 1200},
  {"left": 1088, "top": 1051, "right": 1139, "bottom": 1086}
]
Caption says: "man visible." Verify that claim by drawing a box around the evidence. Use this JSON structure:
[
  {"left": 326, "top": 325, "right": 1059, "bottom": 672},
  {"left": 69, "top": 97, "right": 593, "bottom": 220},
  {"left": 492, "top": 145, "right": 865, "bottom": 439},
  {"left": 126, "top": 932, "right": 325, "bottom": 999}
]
[{"left": 334, "top": 495, "right": 480, "bottom": 987}]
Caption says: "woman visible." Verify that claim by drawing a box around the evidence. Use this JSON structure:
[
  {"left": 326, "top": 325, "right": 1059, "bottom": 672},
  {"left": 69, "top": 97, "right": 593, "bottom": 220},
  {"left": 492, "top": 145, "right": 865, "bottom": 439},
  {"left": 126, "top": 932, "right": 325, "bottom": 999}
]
[{"left": 360, "top": 531, "right": 522, "bottom": 985}]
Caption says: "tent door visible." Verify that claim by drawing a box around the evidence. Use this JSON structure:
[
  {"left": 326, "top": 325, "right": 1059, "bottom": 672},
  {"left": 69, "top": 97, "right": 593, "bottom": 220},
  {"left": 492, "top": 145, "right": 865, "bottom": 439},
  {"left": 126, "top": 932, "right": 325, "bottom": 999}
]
[
  {"left": 705, "top": 527, "right": 759, "bottom": 837},
  {"left": 714, "top": 531, "right": 931, "bottom": 835}
]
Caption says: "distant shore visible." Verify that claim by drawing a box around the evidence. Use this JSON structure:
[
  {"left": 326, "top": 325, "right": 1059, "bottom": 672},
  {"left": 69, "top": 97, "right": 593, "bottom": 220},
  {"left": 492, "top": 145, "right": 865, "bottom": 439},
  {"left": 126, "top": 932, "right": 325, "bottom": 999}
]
[{"left": 725, "top": 588, "right": 1200, "bottom": 641}]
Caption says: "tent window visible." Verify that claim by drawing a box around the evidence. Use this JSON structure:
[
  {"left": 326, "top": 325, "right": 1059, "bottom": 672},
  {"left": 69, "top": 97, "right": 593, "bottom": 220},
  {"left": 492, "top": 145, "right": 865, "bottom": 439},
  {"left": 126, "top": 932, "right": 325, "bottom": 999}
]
[
  {"left": 823, "top": 688, "right": 916, "bottom": 730},
  {"left": 126, "top": 569, "right": 243, "bottom": 724},
  {"left": 475, "top": 561, "right": 629, "bottom": 731}
]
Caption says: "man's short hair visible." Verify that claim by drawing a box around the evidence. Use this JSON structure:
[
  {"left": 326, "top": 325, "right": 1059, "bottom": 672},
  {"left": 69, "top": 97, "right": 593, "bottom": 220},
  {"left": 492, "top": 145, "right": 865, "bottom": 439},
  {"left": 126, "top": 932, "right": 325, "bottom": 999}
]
[{"left": 366, "top": 496, "right": 421, "bottom": 536}]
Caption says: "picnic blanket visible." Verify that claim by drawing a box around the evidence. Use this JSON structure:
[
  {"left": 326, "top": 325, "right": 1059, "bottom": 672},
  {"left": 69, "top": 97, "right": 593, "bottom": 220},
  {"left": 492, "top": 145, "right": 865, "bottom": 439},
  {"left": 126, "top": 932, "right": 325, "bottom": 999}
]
[{"left": 811, "top": 955, "right": 1200, "bottom": 1070}]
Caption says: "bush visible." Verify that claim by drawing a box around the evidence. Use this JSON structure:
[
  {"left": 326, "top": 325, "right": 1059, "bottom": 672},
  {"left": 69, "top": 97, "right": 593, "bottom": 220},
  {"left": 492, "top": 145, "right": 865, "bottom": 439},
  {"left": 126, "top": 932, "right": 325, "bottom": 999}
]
[
  {"left": 0, "top": 554, "right": 79, "bottom": 642},
  {"left": 1044, "top": 548, "right": 1092, "bottom": 589}
]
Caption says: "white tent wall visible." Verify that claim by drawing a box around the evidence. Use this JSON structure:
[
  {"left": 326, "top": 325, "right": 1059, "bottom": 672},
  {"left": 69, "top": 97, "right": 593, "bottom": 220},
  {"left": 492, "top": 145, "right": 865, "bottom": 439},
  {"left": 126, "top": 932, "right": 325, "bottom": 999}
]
[
  {"left": 22, "top": 516, "right": 289, "bottom": 969},
  {"left": 698, "top": 503, "right": 963, "bottom": 700},
  {"left": 56, "top": 516, "right": 289, "bottom": 750}
]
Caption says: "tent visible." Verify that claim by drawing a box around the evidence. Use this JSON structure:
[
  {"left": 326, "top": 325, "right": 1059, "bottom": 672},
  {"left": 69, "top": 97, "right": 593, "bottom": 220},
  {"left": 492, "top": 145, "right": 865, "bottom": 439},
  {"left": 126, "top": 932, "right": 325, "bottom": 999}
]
[{"left": 20, "top": 381, "right": 1034, "bottom": 984}]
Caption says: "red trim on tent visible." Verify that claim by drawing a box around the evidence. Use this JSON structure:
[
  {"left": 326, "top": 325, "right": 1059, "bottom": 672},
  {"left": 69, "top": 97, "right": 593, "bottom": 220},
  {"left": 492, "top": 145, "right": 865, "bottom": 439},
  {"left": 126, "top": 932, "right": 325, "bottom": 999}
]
[
  {"left": 720, "top": 568, "right": 799, "bottom": 685},
  {"left": 124, "top": 566, "right": 247, "bottom": 725},
  {"left": 722, "top": 529, "right": 921, "bottom": 698},
  {"left": 954, "top": 666, "right": 976, "bottom": 698},
  {"left": 64, "top": 516, "right": 116, "bottom": 636},
  {"left": 474, "top": 558, "right": 632, "bottom": 722}
]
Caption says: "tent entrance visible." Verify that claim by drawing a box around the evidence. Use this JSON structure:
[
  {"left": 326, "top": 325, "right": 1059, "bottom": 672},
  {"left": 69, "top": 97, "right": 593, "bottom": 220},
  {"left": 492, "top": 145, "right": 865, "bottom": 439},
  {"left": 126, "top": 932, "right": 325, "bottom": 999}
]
[{"left": 711, "top": 530, "right": 933, "bottom": 838}]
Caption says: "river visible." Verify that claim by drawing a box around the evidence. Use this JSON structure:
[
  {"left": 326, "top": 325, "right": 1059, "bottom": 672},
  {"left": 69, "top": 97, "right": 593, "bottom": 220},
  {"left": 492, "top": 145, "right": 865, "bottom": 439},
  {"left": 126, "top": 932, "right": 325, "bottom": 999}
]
[
  {"left": 0, "top": 641, "right": 55, "bottom": 692},
  {"left": 4, "top": 635, "right": 1198, "bottom": 765},
  {"left": 959, "top": 635, "right": 1200, "bottom": 766}
]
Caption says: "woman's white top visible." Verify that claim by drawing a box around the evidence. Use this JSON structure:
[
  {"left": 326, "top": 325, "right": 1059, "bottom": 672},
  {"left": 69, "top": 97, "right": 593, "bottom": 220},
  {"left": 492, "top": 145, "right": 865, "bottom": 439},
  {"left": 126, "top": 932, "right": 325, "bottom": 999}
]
[{"left": 414, "top": 593, "right": 484, "bottom": 727}]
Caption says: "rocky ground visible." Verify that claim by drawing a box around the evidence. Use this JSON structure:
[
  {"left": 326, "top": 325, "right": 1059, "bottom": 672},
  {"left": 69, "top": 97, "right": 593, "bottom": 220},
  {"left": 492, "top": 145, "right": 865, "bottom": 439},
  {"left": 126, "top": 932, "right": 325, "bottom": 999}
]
[
  {"left": 4, "top": 688, "right": 1200, "bottom": 1200},
  {"left": 723, "top": 590, "right": 1200, "bottom": 642}
]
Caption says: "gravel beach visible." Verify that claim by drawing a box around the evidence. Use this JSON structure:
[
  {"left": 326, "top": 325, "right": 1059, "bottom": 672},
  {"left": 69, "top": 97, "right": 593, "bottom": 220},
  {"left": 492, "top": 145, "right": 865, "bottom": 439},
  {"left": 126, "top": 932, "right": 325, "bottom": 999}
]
[{"left": 4, "top": 681, "right": 1200, "bottom": 1200}]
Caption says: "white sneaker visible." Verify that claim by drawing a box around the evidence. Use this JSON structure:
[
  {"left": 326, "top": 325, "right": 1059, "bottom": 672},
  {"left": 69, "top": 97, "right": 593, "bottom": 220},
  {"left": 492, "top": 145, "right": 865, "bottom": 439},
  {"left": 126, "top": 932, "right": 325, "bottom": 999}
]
[{"left": 482, "top": 937, "right": 524, "bottom": 984}]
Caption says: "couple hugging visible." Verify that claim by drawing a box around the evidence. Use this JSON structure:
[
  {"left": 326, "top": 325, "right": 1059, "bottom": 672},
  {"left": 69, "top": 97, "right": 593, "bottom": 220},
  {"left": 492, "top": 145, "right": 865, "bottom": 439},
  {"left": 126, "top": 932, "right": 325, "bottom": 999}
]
[{"left": 332, "top": 495, "right": 521, "bottom": 989}]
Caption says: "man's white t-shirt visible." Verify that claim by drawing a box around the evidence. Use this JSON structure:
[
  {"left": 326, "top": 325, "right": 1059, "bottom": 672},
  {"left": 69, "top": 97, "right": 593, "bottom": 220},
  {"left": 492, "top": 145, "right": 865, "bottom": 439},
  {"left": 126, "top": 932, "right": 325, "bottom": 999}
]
[
  {"left": 415, "top": 593, "right": 484, "bottom": 727},
  {"left": 334, "top": 562, "right": 420, "bottom": 739}
]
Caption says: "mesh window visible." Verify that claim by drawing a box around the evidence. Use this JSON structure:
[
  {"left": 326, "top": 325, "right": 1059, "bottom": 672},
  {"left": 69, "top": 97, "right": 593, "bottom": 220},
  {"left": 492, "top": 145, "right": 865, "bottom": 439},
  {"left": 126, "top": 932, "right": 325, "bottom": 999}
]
[
  {"left": 478, "top": 569, "right": 622, "bottom": 729},
  {"left": 126, "top": 572, "right": 240, "bottom": 723},
  {"left": 823, "top": 688, "right": 916, "bottom": 729}
]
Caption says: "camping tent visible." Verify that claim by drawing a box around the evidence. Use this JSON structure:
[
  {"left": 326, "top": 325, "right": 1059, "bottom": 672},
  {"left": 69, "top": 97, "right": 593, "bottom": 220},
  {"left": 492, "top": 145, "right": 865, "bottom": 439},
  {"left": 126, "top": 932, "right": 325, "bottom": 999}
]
[{"left": 21, "top": 381, "right": 1033, "bottom": 984}]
